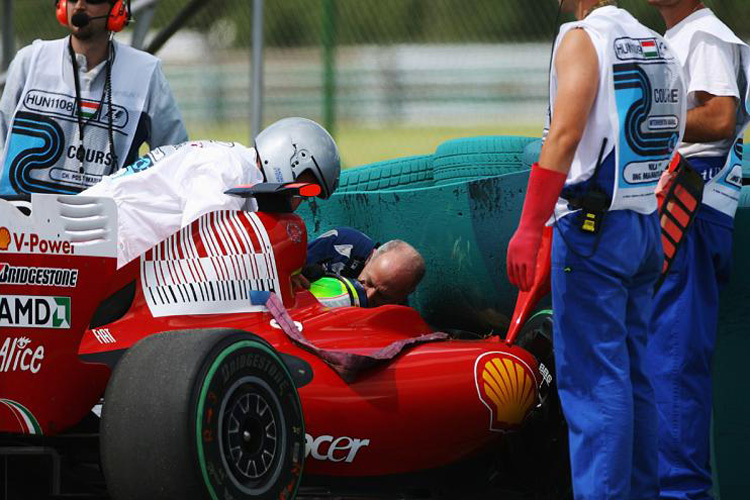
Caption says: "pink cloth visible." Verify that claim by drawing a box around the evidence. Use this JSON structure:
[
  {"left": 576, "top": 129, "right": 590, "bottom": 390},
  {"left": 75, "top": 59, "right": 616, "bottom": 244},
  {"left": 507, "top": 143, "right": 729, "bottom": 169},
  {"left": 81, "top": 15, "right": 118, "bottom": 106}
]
[{"left": 266, "top": 294, "right": 449, "bottom": 383}]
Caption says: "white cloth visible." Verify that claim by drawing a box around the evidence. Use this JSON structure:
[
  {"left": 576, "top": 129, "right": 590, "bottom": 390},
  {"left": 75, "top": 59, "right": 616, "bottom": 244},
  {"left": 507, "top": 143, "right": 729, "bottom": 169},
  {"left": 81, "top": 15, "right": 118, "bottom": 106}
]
[
  {"left": 82, "top": 141, "right": 263, "bottom": 268},
  {"left": 666, "top": 8, "right": 747, "bottom": 159},
  {"left": 548, "top": 6, "right": 686, "bottom": 217},
  {"left": 0, "top": 37, "right": 187, "bottom": 195}
]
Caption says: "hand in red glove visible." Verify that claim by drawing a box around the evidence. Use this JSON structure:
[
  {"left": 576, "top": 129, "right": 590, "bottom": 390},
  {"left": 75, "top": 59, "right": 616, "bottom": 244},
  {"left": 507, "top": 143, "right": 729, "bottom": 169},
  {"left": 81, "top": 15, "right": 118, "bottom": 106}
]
[
  {"left": 507, "top": 163, "right": 567, "bottom": 291},
  {"left": 507, "top": 225, "right": 544, "bottom": 292},
  {"left": 656, "top": 152, "right": 682, "bottom": 210}
]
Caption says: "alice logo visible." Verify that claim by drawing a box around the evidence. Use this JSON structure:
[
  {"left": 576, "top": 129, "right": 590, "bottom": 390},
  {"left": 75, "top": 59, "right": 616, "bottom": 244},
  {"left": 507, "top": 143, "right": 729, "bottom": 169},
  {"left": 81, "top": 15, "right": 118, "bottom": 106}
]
[{"left": 0, "top": 336, "right": 45, "bottom": 374}]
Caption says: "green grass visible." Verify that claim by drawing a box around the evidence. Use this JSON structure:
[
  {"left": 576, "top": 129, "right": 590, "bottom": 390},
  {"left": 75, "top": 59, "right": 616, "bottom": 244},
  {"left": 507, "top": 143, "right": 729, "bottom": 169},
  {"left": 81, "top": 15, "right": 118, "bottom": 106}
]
[
  {"left": 170, "top": 121, "right": 749, "bottom": 170},
  {"left": 184, "top": 121, "right": 544, "bottom": 169}
]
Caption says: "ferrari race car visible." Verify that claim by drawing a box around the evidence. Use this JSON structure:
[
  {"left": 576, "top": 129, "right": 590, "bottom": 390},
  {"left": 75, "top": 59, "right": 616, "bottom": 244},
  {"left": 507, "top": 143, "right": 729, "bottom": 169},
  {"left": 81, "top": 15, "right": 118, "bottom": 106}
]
[{"left": 0, "top": 183, "right": 567, "bottom": 499}]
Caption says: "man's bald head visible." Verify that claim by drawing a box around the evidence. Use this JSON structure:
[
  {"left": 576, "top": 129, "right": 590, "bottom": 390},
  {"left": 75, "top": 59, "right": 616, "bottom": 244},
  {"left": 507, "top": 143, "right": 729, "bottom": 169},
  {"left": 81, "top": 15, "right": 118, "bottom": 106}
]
[{"left": 358, "top": 240, "right": 425, "bottom": 307}]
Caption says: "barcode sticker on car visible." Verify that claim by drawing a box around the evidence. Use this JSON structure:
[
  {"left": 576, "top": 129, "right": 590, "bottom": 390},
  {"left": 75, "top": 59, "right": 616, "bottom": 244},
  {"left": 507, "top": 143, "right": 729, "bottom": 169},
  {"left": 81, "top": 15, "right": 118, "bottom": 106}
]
[{"left": 141, "top": 211, "right": 279, "bottom": 317}]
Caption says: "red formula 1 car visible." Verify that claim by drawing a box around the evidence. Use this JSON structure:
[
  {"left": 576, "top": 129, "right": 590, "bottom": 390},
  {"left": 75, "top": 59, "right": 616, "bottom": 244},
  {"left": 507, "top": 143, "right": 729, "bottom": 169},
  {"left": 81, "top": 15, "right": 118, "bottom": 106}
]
[{"left": 0, "top": 188, "right": 567, "bottom": 499}]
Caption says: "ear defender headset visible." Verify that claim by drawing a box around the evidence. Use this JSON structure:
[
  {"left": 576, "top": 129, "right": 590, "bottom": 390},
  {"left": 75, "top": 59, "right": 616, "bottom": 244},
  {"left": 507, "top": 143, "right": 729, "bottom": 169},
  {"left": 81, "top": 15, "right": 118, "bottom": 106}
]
[{"left": 56, "top": 0, "right": 131, "bottom": 32}]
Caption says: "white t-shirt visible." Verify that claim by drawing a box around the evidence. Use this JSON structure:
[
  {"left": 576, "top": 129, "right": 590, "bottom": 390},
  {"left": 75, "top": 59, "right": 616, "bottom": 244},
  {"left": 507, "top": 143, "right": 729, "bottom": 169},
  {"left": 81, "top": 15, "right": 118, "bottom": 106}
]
[
  {"left": 81, "top": 141, "right": 263, "bottom": 268},
  {"left": 666, "top": 9, "right": 742, "bottom": 158}
]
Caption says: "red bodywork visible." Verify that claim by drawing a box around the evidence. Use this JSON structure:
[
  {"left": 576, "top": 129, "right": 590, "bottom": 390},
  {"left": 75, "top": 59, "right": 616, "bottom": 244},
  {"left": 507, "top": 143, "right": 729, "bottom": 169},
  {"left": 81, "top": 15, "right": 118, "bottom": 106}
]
[{"left": 0, "top": 196, "right": 542, "bottom": 478}]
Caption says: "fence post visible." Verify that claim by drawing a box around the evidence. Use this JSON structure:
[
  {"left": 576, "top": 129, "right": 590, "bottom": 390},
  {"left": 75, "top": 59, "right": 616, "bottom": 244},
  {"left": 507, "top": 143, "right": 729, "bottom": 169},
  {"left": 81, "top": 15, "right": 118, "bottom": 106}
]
[
  {"left": 322, "top": 0, "right": 336, "bottom": 137},
  {"left": 2, "top": 0, "right": 14, "bottom": 73},
  {"left": 131, "top": 1, "right": 158, "bottom": 50},
  {"left": 250, "top": 0, "right": 264, "bottom": 141}
]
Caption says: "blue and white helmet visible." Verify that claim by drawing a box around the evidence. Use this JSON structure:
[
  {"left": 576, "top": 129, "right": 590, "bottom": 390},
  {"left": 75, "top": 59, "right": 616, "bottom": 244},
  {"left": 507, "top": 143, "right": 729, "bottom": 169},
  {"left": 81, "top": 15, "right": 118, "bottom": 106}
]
[{"left": 254, "top": 117, "right": 341, "bottom": 199}]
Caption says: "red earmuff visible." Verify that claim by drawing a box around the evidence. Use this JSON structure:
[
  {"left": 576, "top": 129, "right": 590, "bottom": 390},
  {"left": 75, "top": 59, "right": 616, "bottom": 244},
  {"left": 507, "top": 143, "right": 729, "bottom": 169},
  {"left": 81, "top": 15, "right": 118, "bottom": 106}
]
[
  {"left": 56, "top": 0, "right": 69, "bottom": 27},
  {"left": 107, "top": 0, "right": 130, "bottom": 33},
  {"left": 54, "top": 0, "right": 130, "bottom": 32}
]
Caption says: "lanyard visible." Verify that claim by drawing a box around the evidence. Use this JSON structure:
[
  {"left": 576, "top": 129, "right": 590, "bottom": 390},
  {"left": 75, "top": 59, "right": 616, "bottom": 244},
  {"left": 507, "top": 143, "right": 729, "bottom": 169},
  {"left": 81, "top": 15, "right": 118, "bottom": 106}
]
[{"left": 67, "top": 37, "right": 117, "bottom": 173}]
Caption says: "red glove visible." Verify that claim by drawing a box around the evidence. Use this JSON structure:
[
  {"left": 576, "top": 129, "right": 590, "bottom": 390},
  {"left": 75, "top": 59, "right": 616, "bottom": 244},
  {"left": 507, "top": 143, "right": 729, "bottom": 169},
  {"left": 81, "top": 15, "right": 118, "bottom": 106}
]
[
  {"left": 656, "top": 152, "right": 682, "bottom": 210},
  {"left": 507, "top": 163, "right": 567, "bottom": 291}
]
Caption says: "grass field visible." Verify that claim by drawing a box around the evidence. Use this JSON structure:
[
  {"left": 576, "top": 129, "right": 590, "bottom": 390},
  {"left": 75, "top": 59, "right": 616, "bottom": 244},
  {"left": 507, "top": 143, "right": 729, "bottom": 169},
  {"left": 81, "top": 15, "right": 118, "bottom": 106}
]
[
  {"left": 185, "top": 121, "right": 545, "bottom": 169},
  {"left": 177, "top": 121, "right": 750, "bottom": 171}
]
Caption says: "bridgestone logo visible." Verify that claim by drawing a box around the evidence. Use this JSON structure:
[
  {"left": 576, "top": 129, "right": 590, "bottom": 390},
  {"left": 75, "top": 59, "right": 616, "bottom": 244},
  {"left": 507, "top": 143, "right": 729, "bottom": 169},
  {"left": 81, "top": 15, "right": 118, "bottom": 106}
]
[
  {"left": 221, "top": 353, "right": 290, "bottom": 392},
  {"left": 0, "top": 296, "right": 71, "bottom": 329},
  {"left": 0, "top": 263, "right": 78, "bottom": 287}
]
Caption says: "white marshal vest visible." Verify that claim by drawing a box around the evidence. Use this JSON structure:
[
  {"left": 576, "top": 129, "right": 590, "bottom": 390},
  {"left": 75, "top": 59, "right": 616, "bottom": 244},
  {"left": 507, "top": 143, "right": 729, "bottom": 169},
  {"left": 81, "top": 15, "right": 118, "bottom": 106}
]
[
  {"left": 549, "top": 6, "right": 686, "bottom": 217},
  {"left": 0, "top": 38, "right": 157, "bottom": 195},
  {"left": 666, "top": 10, "right": 750, "bottom": 219}
]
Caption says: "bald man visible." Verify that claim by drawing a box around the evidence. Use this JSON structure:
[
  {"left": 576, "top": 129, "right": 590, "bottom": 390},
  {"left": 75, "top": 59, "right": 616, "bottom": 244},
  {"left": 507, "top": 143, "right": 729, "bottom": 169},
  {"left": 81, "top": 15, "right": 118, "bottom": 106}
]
[
  {"left": 301, "top": 228, "right": 425, "bottom": 307},
  {"left": 356, "top": 240, "right": 425, "bottom": 307}
]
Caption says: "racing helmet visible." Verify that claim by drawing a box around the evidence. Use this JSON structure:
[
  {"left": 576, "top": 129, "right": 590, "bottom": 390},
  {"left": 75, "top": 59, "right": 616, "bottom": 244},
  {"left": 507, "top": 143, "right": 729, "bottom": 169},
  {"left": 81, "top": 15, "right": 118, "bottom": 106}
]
[
  {"left": 309, "top": 275, "right": 368, "bottom": 308},
  {"left": 254, "top": 117, "right": 341, "bottom": 199}
]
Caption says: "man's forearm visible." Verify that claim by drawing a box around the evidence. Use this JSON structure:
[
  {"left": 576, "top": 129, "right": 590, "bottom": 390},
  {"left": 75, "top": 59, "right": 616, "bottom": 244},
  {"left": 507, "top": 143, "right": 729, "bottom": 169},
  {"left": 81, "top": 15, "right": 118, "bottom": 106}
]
[
  {"left": 538, "top": 130, "right": 581, "bottom": 175},
  {"left": 684, "top": 95, "right": 738, "bottom": 143}
]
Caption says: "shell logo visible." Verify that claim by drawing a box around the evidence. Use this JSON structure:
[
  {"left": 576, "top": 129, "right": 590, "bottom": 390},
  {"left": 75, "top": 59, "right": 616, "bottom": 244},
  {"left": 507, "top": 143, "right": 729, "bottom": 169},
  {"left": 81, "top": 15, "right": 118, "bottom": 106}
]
[
  {"left": 474, "top": 352, "right": 538, "bottom": 432},
  {"left": 0, "top": 227, "right": 10, "bottom": 251}
]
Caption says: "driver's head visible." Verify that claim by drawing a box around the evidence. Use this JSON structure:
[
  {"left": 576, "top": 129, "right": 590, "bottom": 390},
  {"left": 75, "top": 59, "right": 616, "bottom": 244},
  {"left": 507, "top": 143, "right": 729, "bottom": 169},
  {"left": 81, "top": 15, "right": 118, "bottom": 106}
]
[
  {"left": 358, "top": 240, "right": 425, "bottom": 307},
  {"left": 254, "top": 117, "right": 341, "bottom": 199}
]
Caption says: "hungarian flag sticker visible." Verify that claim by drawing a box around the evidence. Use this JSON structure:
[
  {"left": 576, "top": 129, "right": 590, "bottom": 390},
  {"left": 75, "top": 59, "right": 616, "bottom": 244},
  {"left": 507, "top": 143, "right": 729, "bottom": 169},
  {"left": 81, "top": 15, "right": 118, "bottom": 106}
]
[
  {"left": 78, "top": 100, "right": 100, "bottom": 119},
  {"left": 641, "top": 39, "right": 658, "bottom": 58}
]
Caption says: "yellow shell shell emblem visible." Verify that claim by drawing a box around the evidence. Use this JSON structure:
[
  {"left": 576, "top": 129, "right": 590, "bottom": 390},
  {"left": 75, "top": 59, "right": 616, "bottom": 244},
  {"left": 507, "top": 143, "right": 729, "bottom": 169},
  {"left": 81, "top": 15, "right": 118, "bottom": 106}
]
[
  {"left": 0, "top": 227, "right": 10, "bottom": 251},
  {"left": 474, "top": 352, "right": 538, "bottom": 431}
]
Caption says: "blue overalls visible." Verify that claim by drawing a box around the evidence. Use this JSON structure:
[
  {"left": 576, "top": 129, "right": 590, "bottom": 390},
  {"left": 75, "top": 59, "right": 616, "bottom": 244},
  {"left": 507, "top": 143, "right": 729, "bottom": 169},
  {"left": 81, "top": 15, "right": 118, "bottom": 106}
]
[
  {"left": 648, "top": 156, "right": 734, "bottom": 500},
  {"left": 553, "top": 209, "right": 663, "bottom": 500},
  {"left": 305, "top": 227, "right": 376, "bottom": 279}
]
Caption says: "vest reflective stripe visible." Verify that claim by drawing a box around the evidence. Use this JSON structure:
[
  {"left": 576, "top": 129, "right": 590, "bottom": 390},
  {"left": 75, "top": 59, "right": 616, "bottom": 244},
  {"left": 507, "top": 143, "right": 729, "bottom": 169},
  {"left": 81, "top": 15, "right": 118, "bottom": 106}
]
[
  {"left": 550, "top": 7, "right": 686, "bottom": 216},
  {"left": 0, "top": 38, "right": 156, "bottom": 195}
]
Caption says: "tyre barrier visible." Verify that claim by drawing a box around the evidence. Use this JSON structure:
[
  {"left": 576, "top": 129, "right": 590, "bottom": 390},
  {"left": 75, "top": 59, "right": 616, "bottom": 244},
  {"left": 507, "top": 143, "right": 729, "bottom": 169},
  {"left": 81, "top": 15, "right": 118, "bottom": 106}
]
[
  {"left": 432, "top": 136, "right": 536, "bottom": 184},
  {"left": 338, "top": 155, "right": 434, "bottom": 192}
]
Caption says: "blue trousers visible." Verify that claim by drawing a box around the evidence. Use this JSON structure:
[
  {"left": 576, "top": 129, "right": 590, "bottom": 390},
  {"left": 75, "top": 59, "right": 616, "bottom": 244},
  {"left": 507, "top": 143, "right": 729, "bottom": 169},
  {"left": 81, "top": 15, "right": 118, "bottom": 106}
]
[
  {"left": 552, "top": 210, "right": 662, "bottom": 500},
  {"left": 648, "top": 206, "right": 733, "bottom": 500}
]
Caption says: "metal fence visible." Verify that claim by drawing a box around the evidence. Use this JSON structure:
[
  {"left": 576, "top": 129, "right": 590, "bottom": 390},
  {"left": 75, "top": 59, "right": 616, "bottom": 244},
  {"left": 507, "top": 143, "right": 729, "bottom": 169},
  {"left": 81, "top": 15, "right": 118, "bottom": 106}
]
[{"left": 2, "top": 0, "right": 749, "bottom": 152}]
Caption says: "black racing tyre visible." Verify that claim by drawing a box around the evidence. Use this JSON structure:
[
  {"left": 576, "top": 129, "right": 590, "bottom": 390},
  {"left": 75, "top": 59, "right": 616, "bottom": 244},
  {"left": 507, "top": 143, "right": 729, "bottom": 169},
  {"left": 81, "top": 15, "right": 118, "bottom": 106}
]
[
  {"left": 100, "top": 329, "right": 305, "bottom": 500},
  {"left": 432, "top": 136, "right": 536, "bottom": 184},
  {"left": 338, "top": 155, "right": 434, "bottom": 192},
  {"left": 514, "top": 309, "right": 556, "bottom": 411}
]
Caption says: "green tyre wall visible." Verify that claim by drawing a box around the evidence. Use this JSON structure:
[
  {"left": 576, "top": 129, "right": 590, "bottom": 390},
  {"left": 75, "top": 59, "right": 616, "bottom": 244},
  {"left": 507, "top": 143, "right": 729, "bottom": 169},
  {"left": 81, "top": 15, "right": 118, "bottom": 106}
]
[
  {"left": 713, "top": 185, "right": 750, "bottom": 499},
  {"left": 339, "top": 155, "right": 434, "bottom": 192},
  {"left": 432, "top": 136, "right": 537, "bottom": 185}
]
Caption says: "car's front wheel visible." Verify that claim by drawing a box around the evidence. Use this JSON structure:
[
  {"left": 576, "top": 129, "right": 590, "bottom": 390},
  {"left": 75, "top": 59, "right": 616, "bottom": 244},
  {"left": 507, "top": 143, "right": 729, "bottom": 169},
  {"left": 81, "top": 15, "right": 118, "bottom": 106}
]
[{"left": 100, "top": 328, "right": 305, "bottom": 500}]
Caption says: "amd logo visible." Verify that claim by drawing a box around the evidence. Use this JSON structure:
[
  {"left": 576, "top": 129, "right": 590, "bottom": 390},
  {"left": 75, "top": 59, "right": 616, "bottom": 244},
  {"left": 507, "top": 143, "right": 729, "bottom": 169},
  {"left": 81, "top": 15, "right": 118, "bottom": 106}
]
[{"left": 305, "top": 434, "right": 370, "bottom": 464}]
